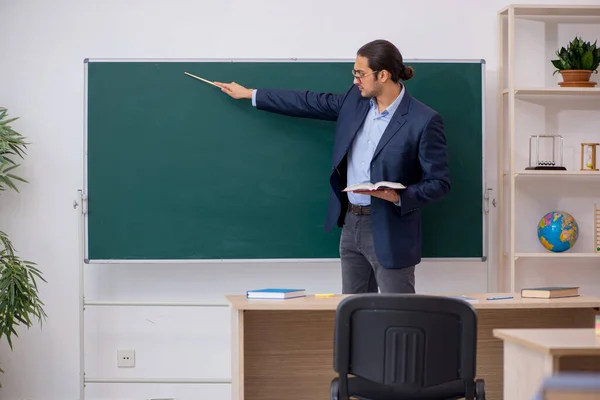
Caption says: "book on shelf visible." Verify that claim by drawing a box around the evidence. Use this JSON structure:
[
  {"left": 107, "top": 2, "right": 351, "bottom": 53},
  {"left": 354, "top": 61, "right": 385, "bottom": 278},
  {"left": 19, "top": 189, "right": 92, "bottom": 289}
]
[
  {"left": 521, "top": 286, "right": 579, "bottom": 299},
  {"left": 343, "top": 181, "right": 405, "bottom": 192},
  {"left": 246, "top": 288, "right": 306, "bottom": 299}
]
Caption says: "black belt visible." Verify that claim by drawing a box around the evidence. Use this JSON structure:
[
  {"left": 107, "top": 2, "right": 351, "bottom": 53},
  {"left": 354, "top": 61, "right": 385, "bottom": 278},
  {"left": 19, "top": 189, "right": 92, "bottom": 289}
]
[{"left": 348, "top": 203, "right": 370, "bottom": 215}]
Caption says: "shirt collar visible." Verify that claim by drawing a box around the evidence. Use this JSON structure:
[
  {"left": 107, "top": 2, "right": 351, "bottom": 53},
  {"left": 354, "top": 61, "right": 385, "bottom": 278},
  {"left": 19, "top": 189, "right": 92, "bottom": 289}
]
[{"left": 369, "top": 84, "right": 405, "bottom": 117}]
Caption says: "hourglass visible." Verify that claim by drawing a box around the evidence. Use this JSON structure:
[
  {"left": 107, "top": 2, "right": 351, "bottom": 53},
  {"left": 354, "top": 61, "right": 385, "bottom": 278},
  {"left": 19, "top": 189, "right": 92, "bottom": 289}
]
[{"left": 580, "top": 143, "right": 599, "bottom": 171}]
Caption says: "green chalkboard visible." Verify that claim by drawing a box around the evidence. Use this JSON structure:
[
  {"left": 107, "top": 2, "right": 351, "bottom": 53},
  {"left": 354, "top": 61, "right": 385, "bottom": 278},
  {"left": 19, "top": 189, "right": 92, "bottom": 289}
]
[{"left": 84, "top": 59, "right": 485, "bottom": 261}]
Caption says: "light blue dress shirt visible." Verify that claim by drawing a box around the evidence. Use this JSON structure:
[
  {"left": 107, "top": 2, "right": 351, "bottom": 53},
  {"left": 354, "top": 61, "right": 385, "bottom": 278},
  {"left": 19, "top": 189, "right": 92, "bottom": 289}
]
[
  {"left": 251, "top": 86, "right": 404, "bottom": 207},
  {"left": 346, "top": 87, "right": 404, "bottom": 206}
]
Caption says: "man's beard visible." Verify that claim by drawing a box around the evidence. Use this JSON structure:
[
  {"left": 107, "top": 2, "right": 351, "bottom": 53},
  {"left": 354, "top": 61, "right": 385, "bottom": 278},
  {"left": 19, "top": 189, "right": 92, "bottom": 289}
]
[{"left": 362, "top": 82, "right": 383, "bottom": 98}]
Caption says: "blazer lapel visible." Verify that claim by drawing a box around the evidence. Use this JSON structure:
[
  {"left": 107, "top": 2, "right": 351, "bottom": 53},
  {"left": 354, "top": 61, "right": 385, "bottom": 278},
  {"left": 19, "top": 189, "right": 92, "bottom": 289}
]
[
  {"left": 336, "top": 100, "right": 370, "bottom": 163},
  {"left": 371, "top": 91, "right": 411, "bottom": 160}
]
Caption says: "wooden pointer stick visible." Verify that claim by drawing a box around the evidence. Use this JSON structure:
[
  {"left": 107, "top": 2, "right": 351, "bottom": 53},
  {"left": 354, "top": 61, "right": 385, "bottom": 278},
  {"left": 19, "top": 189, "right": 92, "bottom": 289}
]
[{"left": 184, "top": 71, "right": 219, "bottom": 87}]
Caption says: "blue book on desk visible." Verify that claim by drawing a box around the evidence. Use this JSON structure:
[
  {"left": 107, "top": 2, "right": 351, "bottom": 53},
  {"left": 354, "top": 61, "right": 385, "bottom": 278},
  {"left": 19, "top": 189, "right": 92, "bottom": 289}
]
[{"left": 246, "top": 288, "right": 306, "bottom": 299}]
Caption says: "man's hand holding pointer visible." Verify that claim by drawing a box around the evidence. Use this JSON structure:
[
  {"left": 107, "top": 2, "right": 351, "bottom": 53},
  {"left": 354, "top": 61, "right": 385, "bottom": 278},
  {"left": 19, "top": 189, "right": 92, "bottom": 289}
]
[{"left": 214, "top": 82, "right": 253, "bottom": 100}]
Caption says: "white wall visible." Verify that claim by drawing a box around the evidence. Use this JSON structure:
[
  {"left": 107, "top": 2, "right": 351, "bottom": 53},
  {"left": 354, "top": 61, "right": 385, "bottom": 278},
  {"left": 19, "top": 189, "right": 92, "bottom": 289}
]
[{"left": 0, "top": 0, "right": 599, "bottom": 399}]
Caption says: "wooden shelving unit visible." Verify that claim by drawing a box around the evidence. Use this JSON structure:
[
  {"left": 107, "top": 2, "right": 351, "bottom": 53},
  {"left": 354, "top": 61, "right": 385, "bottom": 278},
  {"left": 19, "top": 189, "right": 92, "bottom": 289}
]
[
  {"left": 504, "top": 87, "right": 600, "bottom": 95},
  {"left": 514, "top": 252, "right": 600, "bottom": 258},
  {"left": 498, "top": 4, "right": 600, "bottom": 291}
]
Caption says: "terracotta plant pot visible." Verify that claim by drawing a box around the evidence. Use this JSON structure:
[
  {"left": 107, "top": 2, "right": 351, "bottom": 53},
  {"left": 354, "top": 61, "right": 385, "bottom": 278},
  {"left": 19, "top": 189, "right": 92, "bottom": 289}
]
[{"left": 558, "top": 70, "right": 596, "bottom": 87}]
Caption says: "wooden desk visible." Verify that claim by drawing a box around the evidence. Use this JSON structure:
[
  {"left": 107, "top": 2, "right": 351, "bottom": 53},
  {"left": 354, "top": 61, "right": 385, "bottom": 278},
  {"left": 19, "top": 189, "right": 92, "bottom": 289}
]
[
  {"left": 226, "top": 293, "right": 600, "bottom": 400},
  {"left": 493, "top": 328, "right": 600, "bottom": 400}
]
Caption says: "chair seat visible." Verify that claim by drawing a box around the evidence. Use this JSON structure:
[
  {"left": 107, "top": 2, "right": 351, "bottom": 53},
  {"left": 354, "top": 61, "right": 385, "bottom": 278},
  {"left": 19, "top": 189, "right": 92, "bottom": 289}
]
[{"left": 344, "top": 376, "right": 467, "bottom": 400}]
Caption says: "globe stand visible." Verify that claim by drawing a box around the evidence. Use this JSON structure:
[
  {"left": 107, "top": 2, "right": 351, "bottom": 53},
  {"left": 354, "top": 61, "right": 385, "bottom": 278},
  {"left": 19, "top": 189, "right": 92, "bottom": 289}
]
[{"left": 526, "top": 135, "right": 567, "bottom": 170}]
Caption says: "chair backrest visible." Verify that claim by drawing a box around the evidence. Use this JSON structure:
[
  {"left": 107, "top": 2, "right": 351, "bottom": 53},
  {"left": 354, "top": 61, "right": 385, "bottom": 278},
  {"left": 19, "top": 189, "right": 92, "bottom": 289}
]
[{"left": 333, "top": 294, "right": 478, "bottom": 398}]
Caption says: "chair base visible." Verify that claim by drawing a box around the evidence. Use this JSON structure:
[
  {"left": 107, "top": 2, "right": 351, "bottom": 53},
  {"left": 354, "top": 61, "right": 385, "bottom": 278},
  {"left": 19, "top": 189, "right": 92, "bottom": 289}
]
[
  {"left": 331, "top": 377, "right": 339, "bottom": 400},
  {"left": 330, "top": 377, "right": 486, "bottom": 400},
  {"left": 475, "top": 379, "right": 485, "bottom": 400}
]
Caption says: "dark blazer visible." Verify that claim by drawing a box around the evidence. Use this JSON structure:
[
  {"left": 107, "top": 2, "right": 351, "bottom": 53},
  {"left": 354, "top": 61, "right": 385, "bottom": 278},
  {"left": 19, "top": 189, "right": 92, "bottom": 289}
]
[{"left": 255, "top": 84, "right": 450, "bottom": 269}]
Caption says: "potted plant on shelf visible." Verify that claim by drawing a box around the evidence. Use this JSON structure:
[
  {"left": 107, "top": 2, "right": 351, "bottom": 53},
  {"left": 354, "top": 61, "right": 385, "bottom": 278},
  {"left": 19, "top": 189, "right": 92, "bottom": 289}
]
[
  {"left": 0, "top": 107, "right": 46, "bottom": 382},
  {"left": 551, "top": 36, "right": 600, "bottom": 87}
]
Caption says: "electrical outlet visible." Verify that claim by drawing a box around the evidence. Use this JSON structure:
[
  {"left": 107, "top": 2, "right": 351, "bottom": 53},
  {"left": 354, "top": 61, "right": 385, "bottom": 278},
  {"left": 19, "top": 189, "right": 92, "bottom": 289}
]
[{"left": 117, "top": 349, "right": 135, "bottom": 368}]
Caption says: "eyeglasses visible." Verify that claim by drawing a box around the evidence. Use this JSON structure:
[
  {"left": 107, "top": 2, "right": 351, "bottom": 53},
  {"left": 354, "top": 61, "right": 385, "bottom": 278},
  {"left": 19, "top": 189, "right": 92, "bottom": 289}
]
[{"left": 352, "top": 69, "right": 379, "bottom": 80}]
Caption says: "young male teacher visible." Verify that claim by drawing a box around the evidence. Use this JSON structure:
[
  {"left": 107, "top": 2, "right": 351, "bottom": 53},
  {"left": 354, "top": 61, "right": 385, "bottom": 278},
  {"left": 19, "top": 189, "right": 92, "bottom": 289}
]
[{"left": 215, "top": 39, "right": 450, "bottom": 294}]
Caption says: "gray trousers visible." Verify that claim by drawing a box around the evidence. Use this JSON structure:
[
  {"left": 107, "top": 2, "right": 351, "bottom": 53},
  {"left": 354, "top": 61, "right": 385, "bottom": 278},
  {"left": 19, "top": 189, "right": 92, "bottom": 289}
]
[{"left": 339, "top": 209, "right": 416, "bottom": 294}]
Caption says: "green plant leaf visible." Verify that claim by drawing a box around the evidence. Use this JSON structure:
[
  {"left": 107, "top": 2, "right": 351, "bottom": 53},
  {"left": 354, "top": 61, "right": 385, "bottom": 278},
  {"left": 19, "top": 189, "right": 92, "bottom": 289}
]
[
  {"left": 582, "top": 50, "right": 594, "bottom": 70},
  {"left": 0, "top": 108, "right": 45, "bottom": 387},
  {"left": 0, "top": 109, "right": 28, "bottom": 194},
  {"left": 551, "top": 59, "right": 563, "bottom": 70},
  {"left": 553, "top": 36, "right": 600, "bottom": 72},
  {"left": 6, "top": 174, "right": 27, "bottom": 183}
]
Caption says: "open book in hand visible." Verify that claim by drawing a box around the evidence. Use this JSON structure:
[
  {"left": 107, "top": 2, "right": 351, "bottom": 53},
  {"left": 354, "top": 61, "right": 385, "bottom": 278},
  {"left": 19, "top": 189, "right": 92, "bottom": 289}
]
[{"left": 343, "top": 181, "right": 406, "bottom": 192}]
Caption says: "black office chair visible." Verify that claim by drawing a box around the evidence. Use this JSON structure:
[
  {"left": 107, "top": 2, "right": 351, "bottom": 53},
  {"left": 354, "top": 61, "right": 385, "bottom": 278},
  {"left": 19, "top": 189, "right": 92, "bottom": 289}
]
[{"left": 330, "top": 294, "right": 485, "bottom": 400}]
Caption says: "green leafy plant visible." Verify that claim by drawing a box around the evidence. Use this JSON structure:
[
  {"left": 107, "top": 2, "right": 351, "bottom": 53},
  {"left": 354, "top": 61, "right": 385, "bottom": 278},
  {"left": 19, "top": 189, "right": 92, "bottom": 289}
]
[
  {"left": 0, "top": 108, "right": 28, "bottom": 192},
  {"left": 0, "top": 107, "right": 46, "bottom": 378},
  {"left": 551, "top": 36, "right": 600, "bottom": 74}
]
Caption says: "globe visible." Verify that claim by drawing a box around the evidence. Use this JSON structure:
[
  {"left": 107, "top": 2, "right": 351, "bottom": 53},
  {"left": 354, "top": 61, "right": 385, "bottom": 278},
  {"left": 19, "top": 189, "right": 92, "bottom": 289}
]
[{"left": 537, "top": 211, "right": 579, "bottom": 252}]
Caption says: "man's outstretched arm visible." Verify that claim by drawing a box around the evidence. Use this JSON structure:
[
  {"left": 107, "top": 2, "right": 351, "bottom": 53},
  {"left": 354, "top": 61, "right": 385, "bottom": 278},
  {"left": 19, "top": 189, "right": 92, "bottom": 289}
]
[{"left": 215, "top": 81, "right": 348, "bottom": 121}]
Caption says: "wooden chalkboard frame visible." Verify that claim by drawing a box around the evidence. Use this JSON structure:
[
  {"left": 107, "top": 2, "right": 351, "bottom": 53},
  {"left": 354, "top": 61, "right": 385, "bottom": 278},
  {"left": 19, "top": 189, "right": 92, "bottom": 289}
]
[{"left": 81, "top": 58, "right": 489, "bottom": 264}]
